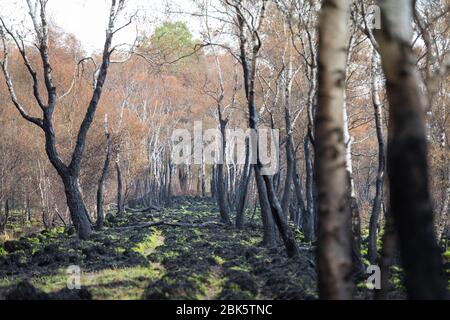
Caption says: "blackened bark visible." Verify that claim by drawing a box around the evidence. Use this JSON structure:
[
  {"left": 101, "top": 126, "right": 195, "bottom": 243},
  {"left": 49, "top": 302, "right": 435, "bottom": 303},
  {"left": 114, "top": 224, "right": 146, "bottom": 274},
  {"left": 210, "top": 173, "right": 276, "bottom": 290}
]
[
  {"left": 230, "top": 1, "right": 298, "bottom": 255},
  {"left": 0, "top": 1, "right": 125, "bottom": 240},
  {"left": 374, "top": 200, "right": 397, "bottom": 300},
  {"left": 303, "top": 135, "right": 315, "bottom": 241},
  {"left": 116, "top": 159, "right": 125, "bottom": 217},
  {"left": 281, "top": 130, "right": 295, "bottom": 221},
  {"left": 215, "top": 114, "right": 232, "bottom": 225},
  {"left": 293, "top": 160, "right": 307, "bottom": 228},
  {"left": 96, "top": 120, "right": 112, "bottom": 230},
  {"left": 254, "top": 167, "right": 277, "bottom": 247},
  {"left": 376, "top": 0, "right": 448, "bottom": 299},
  {"left": 236, "top": 138, "right": 253, "bottom": 228},
  {"left": 62, "top": 176, "right": 91, "bottom": 240}
]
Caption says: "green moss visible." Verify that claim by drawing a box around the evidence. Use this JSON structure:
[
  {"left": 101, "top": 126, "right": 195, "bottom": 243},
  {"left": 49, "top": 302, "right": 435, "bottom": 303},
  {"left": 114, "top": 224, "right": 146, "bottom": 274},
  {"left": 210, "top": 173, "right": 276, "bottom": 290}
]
[
  {"left": 83, "top": 266, "right": 164, "bottom": 300},
  {"left": 213, "top": 255, "right": 225, "bottom": 265},
  {"left": 132, "top": 229, "right": 163, "bottom": 256},
  {"left": 192, "top": 228, "right": 202, "bottom": 237},
  {"left": 25, "top": 265, "right": 165, "bottom": 300},
  {"left": 115, "top": 247, "right": 126, "bottom": 254},
  {"left": 0, "top": 246, "right": 7, "bottom": 257},
  {"left": 443, "top": 249, "right": 450, "bottom": 261},
  {"left": 230, "top": 265, "right": 251, "bottom": 273}
]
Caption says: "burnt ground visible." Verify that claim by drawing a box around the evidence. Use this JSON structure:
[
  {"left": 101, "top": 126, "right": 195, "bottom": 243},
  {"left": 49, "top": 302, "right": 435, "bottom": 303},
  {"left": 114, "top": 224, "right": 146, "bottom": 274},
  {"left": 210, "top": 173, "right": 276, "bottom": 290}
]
[{"left": 0, "top": 197, "right": 426, "bottom": 300}]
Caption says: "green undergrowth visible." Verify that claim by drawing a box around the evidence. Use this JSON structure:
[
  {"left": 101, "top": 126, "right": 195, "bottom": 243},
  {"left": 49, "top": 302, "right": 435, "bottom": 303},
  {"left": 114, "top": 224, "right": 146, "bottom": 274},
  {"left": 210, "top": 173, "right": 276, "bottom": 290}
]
[{"left": 1, "top": 197, "right": 317, "bottom": 300}]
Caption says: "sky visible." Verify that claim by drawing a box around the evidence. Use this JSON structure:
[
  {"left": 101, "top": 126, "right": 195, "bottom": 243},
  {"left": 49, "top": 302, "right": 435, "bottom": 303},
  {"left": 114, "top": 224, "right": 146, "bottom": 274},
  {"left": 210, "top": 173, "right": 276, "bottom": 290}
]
[{"left": 0, "top": 0, "right": 203, "bottom": 53}]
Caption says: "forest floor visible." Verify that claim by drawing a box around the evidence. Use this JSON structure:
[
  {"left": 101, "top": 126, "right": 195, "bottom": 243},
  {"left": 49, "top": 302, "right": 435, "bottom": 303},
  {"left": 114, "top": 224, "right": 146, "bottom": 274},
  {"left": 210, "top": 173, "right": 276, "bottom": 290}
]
[{"left": 0, "top": 197, "right": 440, "bottom": 300}]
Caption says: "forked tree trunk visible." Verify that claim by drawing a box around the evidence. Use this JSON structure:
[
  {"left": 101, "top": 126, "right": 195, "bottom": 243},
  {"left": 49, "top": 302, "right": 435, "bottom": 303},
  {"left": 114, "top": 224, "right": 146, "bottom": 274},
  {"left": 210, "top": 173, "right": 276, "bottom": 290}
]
[
  {"left": 231, "top": 1, "right": 298, "bottom": 255},
  {"left": 236, "top": 138, "right": 253, "bottom": 228},
  {"left": 62, "top": 176, "right": 91, "bottom": 240},
  {"left": 0, "top": 1, "right": 126, "bottom": 240},
  {"left": 254, "top": 167, "right": 277, "bottom": 247},
  {"left": 314, "top": 0, "right": 353, "bottom": 299},
  {"left": 376, "top": 0, "right": 448, "bottom": 299}
]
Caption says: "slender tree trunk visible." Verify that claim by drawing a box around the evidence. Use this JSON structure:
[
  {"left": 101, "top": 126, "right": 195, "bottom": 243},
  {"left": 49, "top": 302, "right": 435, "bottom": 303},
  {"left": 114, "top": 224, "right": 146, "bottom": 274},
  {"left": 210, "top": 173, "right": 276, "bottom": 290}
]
[
  {"left": 116, "top": 154, "right": 125, "bottom": 217},
  {"left": 210, "top": 165, "right": 216, "bottom": 200},
  {"left": 281, "top": 57, "right": 295, "bottom": 220},
  {"left": 232, "top": 1, "right": 299, "bottom": 257},
  {"left": 0, "top": 199, "right": 10, "bottom": 234},
  {"left": 96, "top": 116, "right": 112, "bottom": 230},
  {"left": 282, "top": 127, "right": 295, "bottom": 222},
  {"left": 292, "top": 159, "right": 306, "bottom": 229},
  {"left": 368, "top": 52, "right": 386, "bottom": 264},
  {"left": 166, "top": 162, "right": 174, "bottom": 207},
  {"left": 376, "top": 0, "right": 448, "bottom": 299},
  {"left": 343, "top": 96, "right": 363, "bottom": 275},
  {"left": 201, "top": 162, "right": 206, "bottom": 198},
  {"left": 375, "top": 197, "right": 396, "bottom": 300},
  {"left": 438, "top": 161, "right": 450, "bottom": 241},
  {"left": 314, "top": 0, "right": 353, "bottom": 299},
  {"left": 254, "top": 167, "right": 277, "bottom": 246},
  {"left": 217, "top": 120, "right": 232, "bottom": 225},
  {"left": 236, "top": 138, "right": 253, "bottom": 228},
  {"left": 303, "top": 135, "right": 315, "bottom": 241}
]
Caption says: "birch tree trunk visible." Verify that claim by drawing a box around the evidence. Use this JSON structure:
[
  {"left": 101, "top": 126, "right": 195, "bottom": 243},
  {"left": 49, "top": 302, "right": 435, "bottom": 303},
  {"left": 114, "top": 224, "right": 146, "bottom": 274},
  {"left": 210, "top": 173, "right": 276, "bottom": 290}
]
[
  {"left": 368, "top": 52, "right": 386, "bottom": 264},
  {"left": 0, "top": 0, "right": 126, "bottom": 239},
  {"left": 314, "top": 0, "right": 353, "bottom": 299},
  {"left": 376, "top": 0, "right": 448, "bottom": 299},
  {"left": 217, "top": 118, "right": 232, "bottom": 225}
]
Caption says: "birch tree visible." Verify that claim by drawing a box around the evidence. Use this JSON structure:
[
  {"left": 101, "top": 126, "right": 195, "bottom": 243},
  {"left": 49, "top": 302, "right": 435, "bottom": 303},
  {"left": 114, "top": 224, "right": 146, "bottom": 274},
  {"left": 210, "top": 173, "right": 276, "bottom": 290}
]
[
  {"left": 375, "top": 0, "right": 448, "bottom": 299},
  {"left": 0, "top": 0, "right": 128, "bottom": 239},
  {"left": 314, "top": 0, "right": 353, "bottom": 299}
]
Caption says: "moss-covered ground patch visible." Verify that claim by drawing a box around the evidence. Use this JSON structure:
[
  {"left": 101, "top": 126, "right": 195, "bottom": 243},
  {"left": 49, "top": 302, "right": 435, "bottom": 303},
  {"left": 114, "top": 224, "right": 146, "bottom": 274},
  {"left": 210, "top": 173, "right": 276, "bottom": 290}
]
[{"left": 1, "top": 197, "right": 422, "bottom": 300}]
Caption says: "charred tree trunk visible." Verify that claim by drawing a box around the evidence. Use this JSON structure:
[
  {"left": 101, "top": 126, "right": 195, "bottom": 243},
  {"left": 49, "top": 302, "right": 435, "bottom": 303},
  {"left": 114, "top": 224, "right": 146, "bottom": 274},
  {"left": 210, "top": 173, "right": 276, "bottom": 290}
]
[
  {"left": 0, "top": 0, "right": 126, "bottom": 240},
  {"left": 282, "top": 127, "right": 295, "bottom": 222},
  {"left": 234, "top": 2, "right": 299, "bottom": 257},
  {"left": 375, "top": 196, "right": 397, "bottom": 300},
  {"left": 96, "top": 116, "right": 112, "bottom": 230},
  {"left": 0, "top": 199, "right": 10, "bottom": 234},
  {"left": 116, "top": 154, "right": 125, "bottom": 217},
  {"left": 293, "top": 159, "right": 307, "bottom": 229},
  {"left": 236, "top": 138, "right": 253, "bottom": 228},
  {"left": 314, "top": 0, "right": 353, "bottom": 299},
  {"left": 281, "top": 55, "right": 295, "bottom": 220},
  {"left": 217, "top": 119, "right": 232, "bottom": 225},
  {"left": 303, "top": 135, "right": 316, "bottom": 242},
  {"left": 254, "top": 167, "right": 277, "bottom": 246},
  {"left": 376, "top": 0, "right": 448, "bottom": 299},
  {"left": 62, "top": 176, "right": 91, "bottom": 240}
]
